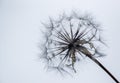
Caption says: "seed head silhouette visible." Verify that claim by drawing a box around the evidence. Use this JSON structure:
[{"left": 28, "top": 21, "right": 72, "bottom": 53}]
[{"left": 40, "top": 12, "right": 119, "bottom": 83}]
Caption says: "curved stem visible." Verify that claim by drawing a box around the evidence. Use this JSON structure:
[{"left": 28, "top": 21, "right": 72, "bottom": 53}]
[{"left": 87, "top": 55, "right": 119, "bottom": 83}]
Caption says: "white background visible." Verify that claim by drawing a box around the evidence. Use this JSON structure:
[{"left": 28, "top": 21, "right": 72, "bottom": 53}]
[{"left": 0, "top": 0, "right": 120, "bottom": 83}]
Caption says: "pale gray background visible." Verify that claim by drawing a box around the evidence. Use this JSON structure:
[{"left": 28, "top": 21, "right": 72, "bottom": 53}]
[{"left": 0, "top": 0, "right": 120, "bottom": 83}]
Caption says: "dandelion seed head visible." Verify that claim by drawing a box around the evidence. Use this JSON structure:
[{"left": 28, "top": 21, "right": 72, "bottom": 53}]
[{"left": 40, "top": 12, "right": 106, "bottom": 74}]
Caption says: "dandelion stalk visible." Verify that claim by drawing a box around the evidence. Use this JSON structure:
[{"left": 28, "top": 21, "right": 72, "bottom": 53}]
[
  {"left": 88, "top": 56, "right": 119, "bottom": 83},
  {"left": 80, "top": 45, "right": 120, "bottom": 83}
]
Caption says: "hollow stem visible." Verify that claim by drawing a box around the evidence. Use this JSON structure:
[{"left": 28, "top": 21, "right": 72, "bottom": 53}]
[{"left": 87, "top": 55, "right": 119, "bottom": 83}]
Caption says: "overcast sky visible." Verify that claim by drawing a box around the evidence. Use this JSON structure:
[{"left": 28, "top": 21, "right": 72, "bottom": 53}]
[{"left": 0, "top": 0, "right": 120, "bottom": 83}]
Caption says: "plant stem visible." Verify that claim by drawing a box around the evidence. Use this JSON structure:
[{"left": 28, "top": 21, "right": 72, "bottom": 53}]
[{"left": 87, "top": 55, "right": 119, "bottom": 83}]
